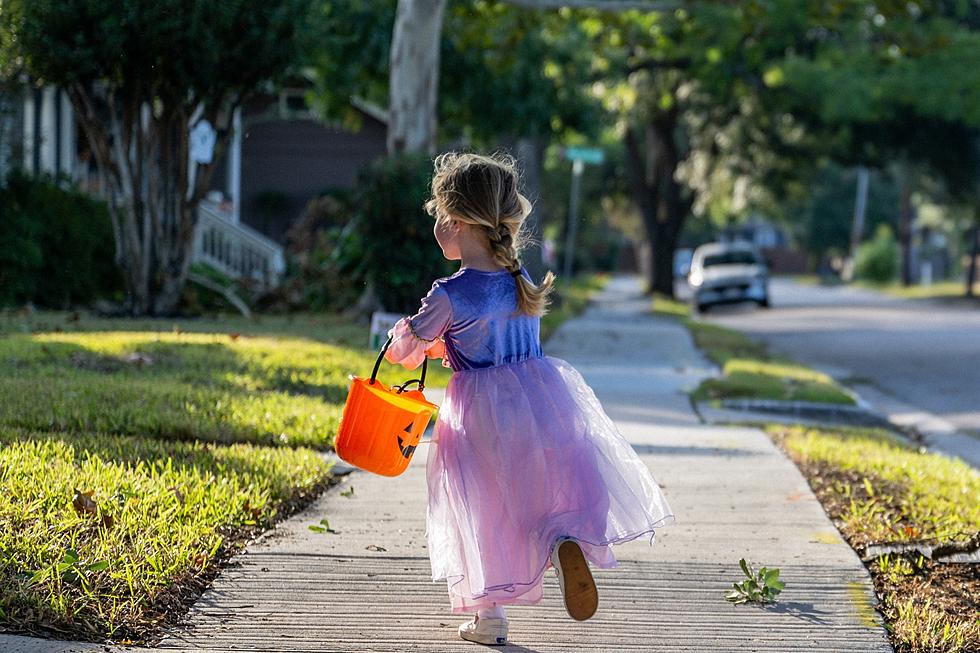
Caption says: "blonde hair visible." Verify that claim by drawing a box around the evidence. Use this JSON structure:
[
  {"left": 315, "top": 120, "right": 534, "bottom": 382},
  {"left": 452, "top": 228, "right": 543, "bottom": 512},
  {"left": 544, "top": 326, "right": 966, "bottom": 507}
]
[{"left": 424, "top": 151, "right": 556, "bottom": 317}]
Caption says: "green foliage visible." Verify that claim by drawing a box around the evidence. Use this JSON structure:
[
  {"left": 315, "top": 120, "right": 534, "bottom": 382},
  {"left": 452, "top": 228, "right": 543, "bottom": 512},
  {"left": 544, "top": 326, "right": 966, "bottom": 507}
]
[
  {"left": 855, "top": 224, "right": 899, "bottom": 284},
  {"left": 350, "top": 154, "right": 454, "bottom": 313},
  {"left": 440, "top": 2, "right": 602, "bottom": 143},
  {"left": 786, "top": 162, "right": 900, "bottom": 260},
  {"left": 0, "top": 428, "right": 330, "bottom": 641},
  {"left": 725, "top": 558, "right": 785, "bottom": 604},
  {"left": 4, "top": 0, "right": 318, "bottom": 315},
  {"left": 6, "top": 0, "right": 314, "bottom": 103},
  {"left": 273, "top": 194, "right": 365, "bottom": 312},
  {"left": 768, "top": 424, "right": 980, "bottom": 547},
  {"left": 0, "top": 170, "right": 121, "bottom": 308},
  {"left": 309, "top": 1, "right": 600, "bottom": 145}
]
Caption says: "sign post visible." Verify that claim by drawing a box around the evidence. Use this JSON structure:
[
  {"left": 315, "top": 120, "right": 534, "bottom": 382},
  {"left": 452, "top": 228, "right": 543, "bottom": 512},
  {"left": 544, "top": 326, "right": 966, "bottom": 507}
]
[{"left": 561, "top": 147, "right": 605, "bottom": 280}]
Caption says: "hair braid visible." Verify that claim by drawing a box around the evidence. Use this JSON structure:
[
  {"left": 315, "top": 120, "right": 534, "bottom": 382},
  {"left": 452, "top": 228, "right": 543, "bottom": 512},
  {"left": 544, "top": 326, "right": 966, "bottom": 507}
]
[
  {"left": 425, "top": 151, "right": 557, "bottom": 316},
  {"left": 486, "top": 223, "right": 520, "bottom": 273}
]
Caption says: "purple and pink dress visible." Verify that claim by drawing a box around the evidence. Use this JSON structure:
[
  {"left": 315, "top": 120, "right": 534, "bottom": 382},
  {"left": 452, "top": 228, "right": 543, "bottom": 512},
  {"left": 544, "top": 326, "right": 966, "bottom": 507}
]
[{"left": 385, "top": 267, "right": 675, "bottom": 614}]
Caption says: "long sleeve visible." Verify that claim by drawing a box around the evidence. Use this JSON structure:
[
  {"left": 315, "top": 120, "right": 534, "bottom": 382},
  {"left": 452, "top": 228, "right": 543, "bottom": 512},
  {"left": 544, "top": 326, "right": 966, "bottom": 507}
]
[{"left": 385, "top": 281, "right": 453, "bottom": 370}]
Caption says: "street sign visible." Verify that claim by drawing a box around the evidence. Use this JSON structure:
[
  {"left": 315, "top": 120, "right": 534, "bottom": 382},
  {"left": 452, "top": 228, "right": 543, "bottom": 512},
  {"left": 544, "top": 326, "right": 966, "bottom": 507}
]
[
  {"left": 370, "top": 311, "right": 404, "bottom": 350},
  {"left": 563, "top": 146, "right": 605, "bottom": 165}
]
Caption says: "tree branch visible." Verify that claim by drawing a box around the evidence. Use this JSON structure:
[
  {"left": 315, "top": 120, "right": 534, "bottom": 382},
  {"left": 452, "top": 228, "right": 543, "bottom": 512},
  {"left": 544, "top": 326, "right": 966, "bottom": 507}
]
[{"left": 505, "top": 0, "right": 680, "bottom": 10}]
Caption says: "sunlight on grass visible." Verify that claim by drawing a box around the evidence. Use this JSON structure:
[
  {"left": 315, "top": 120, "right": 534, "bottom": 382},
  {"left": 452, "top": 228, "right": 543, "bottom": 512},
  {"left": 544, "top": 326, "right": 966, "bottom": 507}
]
[
  {"left": 0, "top": 331, "right": 450, "bottom": 450},
  {"left": 651, "top": 295, "right": 689, "bottom": 318},
  {"left": 0, "top": 428, "right": 331, "bottom": 641},
  {"left": 767, "top": 424, "right": 980, "bottom": 653},
  {"left": 892, "top": 596, "right": 979, "bottom": 653},
  {"left": 768, "top": 425, "right": 980, "bottom": 546},
  {"left": 724, "top": 359, "right": 836, "bottom": 384},
  {"left": 651, "top": 298, "right": 855, "bottom": 405}
]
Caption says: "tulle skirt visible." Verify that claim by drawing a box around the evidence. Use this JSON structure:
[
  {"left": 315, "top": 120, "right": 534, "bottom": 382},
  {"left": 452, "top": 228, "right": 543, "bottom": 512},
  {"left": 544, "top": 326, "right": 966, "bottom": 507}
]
[{"left": 424, "top": 355, "right": 676, "bottom": 614}]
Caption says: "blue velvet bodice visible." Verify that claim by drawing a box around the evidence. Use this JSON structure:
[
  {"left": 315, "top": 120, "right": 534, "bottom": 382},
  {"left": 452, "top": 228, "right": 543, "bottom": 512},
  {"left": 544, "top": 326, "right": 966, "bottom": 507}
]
[{"left": 436, "top": 267, "right": 543, "bottom": 371}]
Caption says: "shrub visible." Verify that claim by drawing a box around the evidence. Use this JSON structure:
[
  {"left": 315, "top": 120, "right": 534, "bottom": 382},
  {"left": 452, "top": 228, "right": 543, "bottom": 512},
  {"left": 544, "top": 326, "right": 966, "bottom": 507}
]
[
  {"left": 0, "top": 170, "right": 122, "bottom": 307},
  {"left": 272, "top": 155, "right": 451, "bottom": 314},
  {"left": 350, "top": 154, "right": 454, "bottom": 313},
  {"left": 272, "top": 193, "right": 366, "bottom": 312},
  {"left": 854, "top": 224, "right": 899, "bottom": 284}
]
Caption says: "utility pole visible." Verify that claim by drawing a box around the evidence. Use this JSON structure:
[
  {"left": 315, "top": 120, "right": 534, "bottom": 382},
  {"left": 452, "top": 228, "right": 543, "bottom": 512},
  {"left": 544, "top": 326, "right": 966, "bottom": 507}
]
[
  {"left": 845, "top": 166, "right": 870, "bottom": 281},
  {"left": 561, "top": 146, "right": 604, "bottom": 280}
]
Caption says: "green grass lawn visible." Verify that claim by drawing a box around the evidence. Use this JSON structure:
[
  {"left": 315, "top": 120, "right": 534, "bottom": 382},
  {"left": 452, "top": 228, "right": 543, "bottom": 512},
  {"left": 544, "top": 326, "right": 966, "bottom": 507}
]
[
  {"left": 652, "top": 297, "right": 855, "bottom": 405},
  {"left": 0, "top": 311, "right": 452, "bottom": 643},
  {"left": 0, "top": 429, "right": 330, "bottom": 642},
  {"left": 0, "top": 276, "right": 601, "bottom": 643},
  {"left": 767, "top": 424, "right": 980, "bottom": 653}
]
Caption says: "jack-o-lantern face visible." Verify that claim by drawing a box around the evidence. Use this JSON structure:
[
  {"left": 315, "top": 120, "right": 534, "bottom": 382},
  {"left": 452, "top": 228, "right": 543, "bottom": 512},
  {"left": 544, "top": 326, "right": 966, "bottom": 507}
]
[{"left": 397, "top": 421, "right": 418, "bottom": 458}]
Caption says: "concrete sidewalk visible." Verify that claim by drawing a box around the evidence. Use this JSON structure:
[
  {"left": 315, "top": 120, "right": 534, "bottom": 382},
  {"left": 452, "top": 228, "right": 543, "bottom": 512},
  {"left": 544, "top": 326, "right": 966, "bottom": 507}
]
[{"left": 4, "top": 276, "right": 894, "bottom": 652}]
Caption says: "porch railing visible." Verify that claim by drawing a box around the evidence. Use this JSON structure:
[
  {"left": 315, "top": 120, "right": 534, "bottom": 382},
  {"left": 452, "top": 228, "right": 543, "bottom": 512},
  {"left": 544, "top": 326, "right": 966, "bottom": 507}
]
[{"left": 193, "top": 200, "right": 285, "bottom": 288}]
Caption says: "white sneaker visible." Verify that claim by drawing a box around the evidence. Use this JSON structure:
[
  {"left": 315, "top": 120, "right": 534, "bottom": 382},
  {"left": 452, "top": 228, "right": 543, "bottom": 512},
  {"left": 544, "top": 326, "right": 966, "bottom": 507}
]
[
  {"left": 458, "top": 615, "right": 508, "bottom": 646},
  {"left": 550, "top": 536, "right": 599, "bottom": 621}
]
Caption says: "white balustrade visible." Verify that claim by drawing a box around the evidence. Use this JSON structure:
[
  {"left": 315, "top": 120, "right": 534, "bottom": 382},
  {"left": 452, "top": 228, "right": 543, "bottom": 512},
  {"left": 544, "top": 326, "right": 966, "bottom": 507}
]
[{"left": 193, "top": 200, "right": 285, "bottom": 288}]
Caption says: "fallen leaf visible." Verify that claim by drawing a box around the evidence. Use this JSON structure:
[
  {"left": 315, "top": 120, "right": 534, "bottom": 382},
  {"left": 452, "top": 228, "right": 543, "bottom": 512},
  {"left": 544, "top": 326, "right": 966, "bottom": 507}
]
[
  {"left": 72, "top": 490, "right": 98, "bottom": 516},
  {"left": 365, "top": 544, "right": 387, "bottom": 552}
]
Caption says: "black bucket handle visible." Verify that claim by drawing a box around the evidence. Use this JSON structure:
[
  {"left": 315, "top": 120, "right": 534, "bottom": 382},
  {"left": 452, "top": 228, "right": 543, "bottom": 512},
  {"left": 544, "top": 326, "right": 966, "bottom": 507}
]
[{"left": 370, "top": 334, "right": 427, "bottom": 393}]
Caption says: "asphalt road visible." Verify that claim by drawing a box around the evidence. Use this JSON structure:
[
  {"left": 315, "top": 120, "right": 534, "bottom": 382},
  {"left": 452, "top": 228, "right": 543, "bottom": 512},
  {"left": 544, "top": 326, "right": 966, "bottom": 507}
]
[{"left": 682, "top": 277, "right": 980, "bottom": 435}]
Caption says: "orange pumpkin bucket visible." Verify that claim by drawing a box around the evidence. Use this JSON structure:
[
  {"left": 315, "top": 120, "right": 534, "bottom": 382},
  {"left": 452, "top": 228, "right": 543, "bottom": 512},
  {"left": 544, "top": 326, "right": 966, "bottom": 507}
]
[{"left": 336, "top": 334, "right": 438, "bottom": 477}]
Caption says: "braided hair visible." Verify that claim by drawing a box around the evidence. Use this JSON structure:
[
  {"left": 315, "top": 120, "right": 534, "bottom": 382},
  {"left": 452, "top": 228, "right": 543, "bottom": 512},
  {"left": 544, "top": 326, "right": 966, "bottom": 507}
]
[{"left": 424, "top": 151, "right": 556, "bottom": 317}]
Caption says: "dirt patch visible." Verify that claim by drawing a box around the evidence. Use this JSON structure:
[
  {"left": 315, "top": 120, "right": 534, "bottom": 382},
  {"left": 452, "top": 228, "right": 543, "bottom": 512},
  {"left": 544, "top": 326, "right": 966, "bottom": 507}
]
[
  {"left": 766, "top": 428, "right": 980, "bottom": 653},
  {"left": 872, "top": 557, "right": 980, "bottom": 628}
]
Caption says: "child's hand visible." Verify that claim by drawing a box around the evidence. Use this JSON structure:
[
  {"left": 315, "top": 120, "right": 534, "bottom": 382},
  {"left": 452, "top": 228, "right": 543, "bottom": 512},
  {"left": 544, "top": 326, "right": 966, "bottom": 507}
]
[{"left": 424, "top": 339, "right": 446, "bottom": 359}]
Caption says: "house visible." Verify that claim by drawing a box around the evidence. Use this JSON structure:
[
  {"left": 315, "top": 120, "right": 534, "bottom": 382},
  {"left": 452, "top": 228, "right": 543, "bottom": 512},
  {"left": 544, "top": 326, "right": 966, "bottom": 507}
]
[
  {"left": 206, "top": 81, "right": 387, "bottom": 243},
  {"left": 1, "top": 78, "right": 387, "bottom": 288}
]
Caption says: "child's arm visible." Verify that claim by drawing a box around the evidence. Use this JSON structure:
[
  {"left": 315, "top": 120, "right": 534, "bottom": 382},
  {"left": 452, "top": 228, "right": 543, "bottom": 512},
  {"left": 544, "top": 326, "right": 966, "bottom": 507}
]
[{"left": 384, "top": 282, "right": 452, "bottom": 370}]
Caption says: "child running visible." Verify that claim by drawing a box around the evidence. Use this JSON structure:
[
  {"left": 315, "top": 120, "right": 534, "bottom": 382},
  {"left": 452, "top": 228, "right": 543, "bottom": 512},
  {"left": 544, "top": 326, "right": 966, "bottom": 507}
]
[{"left": 384, "top": 151, "right": 675, "bottom": 646}]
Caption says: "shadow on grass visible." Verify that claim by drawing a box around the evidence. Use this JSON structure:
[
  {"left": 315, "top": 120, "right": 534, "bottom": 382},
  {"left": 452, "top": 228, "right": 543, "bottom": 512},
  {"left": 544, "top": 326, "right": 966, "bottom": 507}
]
[
  {"left": 0, "top": 428, "right": 333, "bottom": 644},
  {"left": 0, "top": 336, "right": 355, "bottom": 450}
]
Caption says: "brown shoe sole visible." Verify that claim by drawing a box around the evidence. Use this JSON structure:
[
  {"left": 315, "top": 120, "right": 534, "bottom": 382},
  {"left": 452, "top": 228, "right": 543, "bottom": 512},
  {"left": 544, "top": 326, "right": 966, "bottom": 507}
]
[{"left": 557, "top": 540, "right": 598, "bottom": 621}]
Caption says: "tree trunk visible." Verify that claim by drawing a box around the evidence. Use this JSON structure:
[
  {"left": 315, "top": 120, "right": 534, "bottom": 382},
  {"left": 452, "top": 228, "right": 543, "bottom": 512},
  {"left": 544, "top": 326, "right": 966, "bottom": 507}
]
[
  {"left": 624, "top": 111, "right": 688, "bottom": 298},
  {"left": 516, "top": 137, "right": 548, "bottom": 280},
  {"left": 66, "top": 83, "right": 231, "bottom": 315},
  {"left": 388, "top": 0, "right": 448, "bottom": 155},
  {"left": 624, "top": 126, "right": 660, "bottom": 295}
]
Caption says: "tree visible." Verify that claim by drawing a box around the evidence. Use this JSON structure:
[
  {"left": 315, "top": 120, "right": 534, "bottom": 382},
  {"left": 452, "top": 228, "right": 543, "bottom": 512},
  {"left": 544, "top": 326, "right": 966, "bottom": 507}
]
[
  {"left": 3, "top": 0, "right": 314, "bottom": 315},
  {"left": 767, "top": 1, "right": 980, "bottom": 293},
  {"left": 311, "top": 0, "right": 602, "bottom": 278},
  {"left": 388, "top": 0, "right": 448, "bottom": 154}
]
